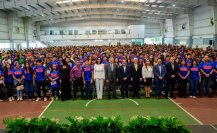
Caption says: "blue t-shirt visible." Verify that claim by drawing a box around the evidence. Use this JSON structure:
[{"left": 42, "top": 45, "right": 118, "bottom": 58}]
[
  {"left": 34, "top": 66, "right": 46, "bottom": 81},
  {"left": 212, "top": 61, "right": 217, "bottom": 78},
  {"left": 186, "top": 60, "right": 192, "bottom": 67},
  {"left": 13, "top": 69, "right": 24, "bottom": 79},
  {"left": 0, "top": 71, "right": 4, "bottom": 78},
  {"left": 199, "top": 61, "right": 214, "bottom": 75},
  {"left": 82, "top": 65, "right": 93, "bottom": 81},
  {"left": 4, "top": 70, "right": 13, "bottom": 83},
  {"left": 24, "top": 69, "right": 33, "bottom": 81},
  {"left": 118, "top": 56, "right": 125, "bottom": 64},
  {"left": 80, "top": 58, "right": 84, "bottom": 65},
  {"left": 49, "top": 70, "right": 59, "bottom": 88},
  {"left": 102, "top": 61, "right": 109, "bottom": 66},
  {"left": 179, "top": 66, "right": 189, "bottom": 77},
  {"left": 50, "top": 61, "right": 61, "bottom": 69},
  {"left": 190, "top": 66, "right": 200, "bottom": 80}
]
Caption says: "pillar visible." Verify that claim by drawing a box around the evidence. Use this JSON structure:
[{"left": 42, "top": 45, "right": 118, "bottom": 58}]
[
  {"left": 7, "top": 13, "right": 14, "bottom": 50},
  {"left": 24, "top": 17, "right": 30, "bottom": 49},
  {"left": 172, "top": 17, "right": 176, "bottom": 44},
  {"left": 213, "top": 5, "right": 217, "bottom": 50},
  {"left": 160, "top": 21, "right": 165, "bottom": 44},
  {"left": 188, "top": 13, "right": 194, "bottom": 48}
]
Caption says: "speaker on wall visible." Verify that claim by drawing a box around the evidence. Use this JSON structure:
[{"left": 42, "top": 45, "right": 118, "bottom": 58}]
[{"left": 209, "top": 40, "right": 213, "bottom": 45}]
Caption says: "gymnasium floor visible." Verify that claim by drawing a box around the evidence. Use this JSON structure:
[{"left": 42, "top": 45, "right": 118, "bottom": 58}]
[{"left": 1, "top": 96, "right": 217, "bottom": 132}]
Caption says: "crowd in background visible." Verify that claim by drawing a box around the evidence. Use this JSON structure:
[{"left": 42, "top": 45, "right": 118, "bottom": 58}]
[{"left": 0, "top": 44, "right": 216, "bottom": 102}]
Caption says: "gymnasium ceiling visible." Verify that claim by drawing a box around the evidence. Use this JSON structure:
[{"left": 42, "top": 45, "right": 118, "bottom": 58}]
[{"left": 0, "top": 0, "right": 216, "bottom": 25}]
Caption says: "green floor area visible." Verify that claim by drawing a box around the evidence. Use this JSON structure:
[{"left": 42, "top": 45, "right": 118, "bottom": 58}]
[{"left": 42, "top": 99, "right": 198, "bottom": 125}]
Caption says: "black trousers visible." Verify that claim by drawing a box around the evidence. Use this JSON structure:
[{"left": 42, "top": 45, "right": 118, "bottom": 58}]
[
  {"left": 107, "top": 79, "right": 117, "bottom": 98},
  {"left": 36, "top": 80, "right": 46, "bottom": 98},
  {"left": 165, "top": 78, "right": 176, "bottom": 98},
  {"left": 211, "top": 78, "right": 217, "bottom": 95},
  {"left": 73, "top": 78, "right": 84, "bottom": 99},
  {"left": 61, "top": 79, "right": 71, "bottom": 101},
  {"left": 0, "top": 84, "right": 5, "bottom": 99},
  {"left": 120, "top": 80, "right": 128, "bottom": 98},
  {"left": 5, "top": 82, "right": 14, "bottom": 97},
  {"left": 178, "top": 78, "right": 187, "bottom": 98},
  {"left": 132, "top": 78, "right": 140, "bottom": 98}
]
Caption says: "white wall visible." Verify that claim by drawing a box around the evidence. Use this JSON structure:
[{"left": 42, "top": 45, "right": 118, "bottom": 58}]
[
  {"left": 49, "top": 40, "right": 131, "bottom": 46},
  {"left": 164, "top": 19, "right": 175, "bottom": 44},
  {"left": 41, "top": 25, "right": 128, "bottom": 35},
  {"left": 192, "top": 5, "right": 214, "bottom": 47},
  {"left": 145, "top": 23, "right": 161, "bottom": 37},
  {"left": 0, "top": 11, "right": 9, "bottom": 40},
  {"left": 12, "top": 17, "right": 25, "bottom": 40},
  {"left": 128, "top": 25, "right": 145, "bottom": 38},
  {"left": 193, "top": 6, "right": 214, "bottom": 38},
  {"left": 175, "top": 14, "right": 190, "bottom": 39},
  {"left": 163, "top": 5, "right": 215, "bottom": 47},
  {"left": 40, "top": 25, "right": 145, "bottom": 41}
]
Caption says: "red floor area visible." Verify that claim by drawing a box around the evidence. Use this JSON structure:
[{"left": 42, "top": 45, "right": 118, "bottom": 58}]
[
  {"left": 0, "top": 100, "right": 50, "bottom": 128},
  {"left": 174, "top": 97, "right": 217, "bottom": 125}
]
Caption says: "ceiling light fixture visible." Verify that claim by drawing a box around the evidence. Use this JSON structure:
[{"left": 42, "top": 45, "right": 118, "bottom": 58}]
[{"left": 56, "top": 0, "right": 87, "bottom": 4}]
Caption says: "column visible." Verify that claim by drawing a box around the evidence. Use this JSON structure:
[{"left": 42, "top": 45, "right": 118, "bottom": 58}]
[
  {"left": 213, "top": 5, "right": 217, "bottom": 50},
  {"left": 188, "top": 13, "right": 194, "bottom": 48},
  {"left": 160, "top": 21, "right": 165, "bottom": 44},
  {"left": 7, "top": 13, "right": 14, "bottom": 50},
  {"left": 172, "top": 17, "right": 176, "bottom": 44},
  {"left": 24, "top": 17, "right": 30, "bottom": 49},
  {"left": 36, "top": 22, "right": 40, "bottom": 40}
]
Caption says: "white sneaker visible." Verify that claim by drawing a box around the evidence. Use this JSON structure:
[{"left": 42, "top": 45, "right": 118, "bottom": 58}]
[
  {"left": 193, "top": 96, "right": 196, "bottom": 98},
  {"left": 189, "top": 96, "right": 193, "bottom": 98},
  {"left": 20, "top": 97, "right": 23, "bottom": 101},
  {"left": 51, "top": 97, "right": 54, "bottom": 101},
  {"left": 9, "top": 98, "right": 12, "bottom": 102},
  {"left": 0, "top": 99, "right": 3, "bottom": 102},
  {"left": 44, "top": 97, "right": 47, "bottom": 101},
  {"left": 36, "top": 98, "right": 41, "bottom": 102},
  {"left": 17, "top": 98, "right": 20, "bottom": 101},
  {"left": 55, "top": 97, "right": 59, "bottom": 100},
  {"left": 11, "top": 97, "right": 15, "bottom": 101}
]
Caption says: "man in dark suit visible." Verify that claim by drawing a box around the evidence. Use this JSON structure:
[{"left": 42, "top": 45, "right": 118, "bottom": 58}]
[
  {"left": 105, "top": 57, "right": 118, "bottom": 100},
  {"left": 130, "top": 58, "right": 142, "bottom": 98},
  {"left": 165, "top": 57, "right": 179, "bottom": 99},
  {"left": 119, "top": 59, "right": 131, "bottom": 99},
  {"left": 154, "top": 58, "right": 166, "bottom": 99}
]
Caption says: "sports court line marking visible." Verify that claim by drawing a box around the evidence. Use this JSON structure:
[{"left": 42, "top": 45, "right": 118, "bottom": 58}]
[
  {"left": 85, "top": 99, "right": 96, "bottom": 107},
  {"left": 210, "top": 125, "right": 217, "bottom": 130},
  {"left": 129, "top": 99, "right": 139, "bottom": 106},
  {"left": 38, "top": 100, "right": 54, "bottom": 118},
  {"left": 169, "top": 98, "right": 203, "bottom": 125}
]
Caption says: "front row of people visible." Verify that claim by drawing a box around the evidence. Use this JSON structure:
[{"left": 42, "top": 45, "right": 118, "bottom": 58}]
[{"left": 0, "top": 55, "right": 216, "bottom": 102}]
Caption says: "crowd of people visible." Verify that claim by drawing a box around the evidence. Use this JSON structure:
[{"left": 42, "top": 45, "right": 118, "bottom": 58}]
[{"left": 0, "top": 44, "right": 216, "bottom": 102}]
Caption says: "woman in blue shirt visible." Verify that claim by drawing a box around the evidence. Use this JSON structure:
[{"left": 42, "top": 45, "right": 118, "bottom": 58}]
[
  {"left": 178, "top": 59, "right": 190, "bottom": 98},
  {"left": 24, "top": 62, "right": 34, "bottom": 101},
  {"left": 13, "top": 63, "right": 25, "bottom": 101},
  {"left": 189, "top": 60, "right": 201, "bottom": 98},
  {"left": 48, "top": 64, "right": 60, "bottom": 100},
  {"left": 4, "top": 63, "right": 14, "bottom": 102}
]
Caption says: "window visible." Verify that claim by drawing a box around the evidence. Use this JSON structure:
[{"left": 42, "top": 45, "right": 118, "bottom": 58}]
[
  {"left": 69, "top": 30, "right": 73, "bottom": 35},
  {"left": 60, "top": 30, "right": 64, "bottom": 35},
  {"left": 50, "top": 30, "right": 54, "bottom": 35},
  {"left": 74, "top": 30, "right": 78, "bottom": 35}
]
